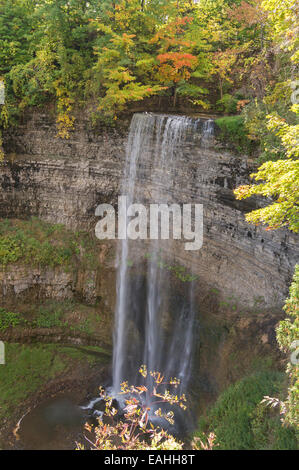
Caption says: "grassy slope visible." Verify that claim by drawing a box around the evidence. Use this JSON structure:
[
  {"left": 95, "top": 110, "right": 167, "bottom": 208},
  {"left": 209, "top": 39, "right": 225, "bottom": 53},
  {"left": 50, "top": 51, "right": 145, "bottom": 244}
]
[
  {"left": 0, "top": 342, "right": 109, "bottom": 425},
  {"left": 195, "top": 370, "right": 298, "bottom": 450}
]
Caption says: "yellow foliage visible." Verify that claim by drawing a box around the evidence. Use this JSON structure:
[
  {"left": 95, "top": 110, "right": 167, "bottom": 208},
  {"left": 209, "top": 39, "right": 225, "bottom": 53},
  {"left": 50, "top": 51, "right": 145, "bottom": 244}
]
[{"left": 54, "top": 81, "right": 75, "bottom": 139}]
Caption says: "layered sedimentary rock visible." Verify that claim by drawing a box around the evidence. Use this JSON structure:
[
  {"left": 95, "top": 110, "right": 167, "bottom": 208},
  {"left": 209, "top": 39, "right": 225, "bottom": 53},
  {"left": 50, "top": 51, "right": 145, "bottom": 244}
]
[
  {"left": 0, "top": 261, "right": 115, "bottom": 307},
  {"left": 0, "top": 111, "right": 298, "bottom": 308}
]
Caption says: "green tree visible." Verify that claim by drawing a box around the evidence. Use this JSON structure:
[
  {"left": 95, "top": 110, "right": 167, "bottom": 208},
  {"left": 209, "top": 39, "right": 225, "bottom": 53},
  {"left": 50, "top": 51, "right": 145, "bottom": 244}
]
[{"left": 276, "top": 265, "right": 299, "bottom": 428}]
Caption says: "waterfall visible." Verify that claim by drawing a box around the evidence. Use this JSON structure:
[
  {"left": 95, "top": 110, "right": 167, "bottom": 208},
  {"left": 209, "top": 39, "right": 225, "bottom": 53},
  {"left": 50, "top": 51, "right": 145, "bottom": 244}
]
[
  {"left": 201, "top": 119, "right": 214, "bottom": 148},
  {"left": 112, "top": 113, "right": 214, "bottom": 397}
]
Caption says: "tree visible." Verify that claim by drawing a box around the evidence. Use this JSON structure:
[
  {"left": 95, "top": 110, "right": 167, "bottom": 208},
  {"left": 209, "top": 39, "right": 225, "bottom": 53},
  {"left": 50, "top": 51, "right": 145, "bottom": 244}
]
[
  {"left": 262, "top": 0, "right": 299, "bottom": 62},
  {"left": 90, "top": 14, "right": 164, "bottom": 122},
  {"left": 210, "top": 49, "right": 237, "bottom": 100},
  {"left": 0, "top": 0, "right": 36, "bottom": 75},
  {"left": 276, "top": 265, "right": 299, "bottom": 428},
  {"left": 235, "top": 90, "right": 299, "bottom": 233},
  {"left": 234, "top": 159, "right": 299, "bottom": 232},
  {"left": 150, "top": 15, "right": 206, "bottom": 106}
]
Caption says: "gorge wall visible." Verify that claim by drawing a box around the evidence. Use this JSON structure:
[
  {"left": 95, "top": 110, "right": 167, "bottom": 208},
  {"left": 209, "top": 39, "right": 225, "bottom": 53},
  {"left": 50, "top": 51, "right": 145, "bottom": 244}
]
[{"left": 1, "top": 111, "right": 298, "bottom": 310}]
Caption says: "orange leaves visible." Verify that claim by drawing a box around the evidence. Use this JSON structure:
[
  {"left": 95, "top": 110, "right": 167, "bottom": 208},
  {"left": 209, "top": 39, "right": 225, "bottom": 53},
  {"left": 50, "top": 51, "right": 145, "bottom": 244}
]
[
  {"left": 227, "top": 0, "right": 265, "bottom": 27},
  {"left": 157, "top": 52, "right": 197, "bottom": 68},
  {"left": 150, "top": 370, "right": 165, "bottom": 384},
  {"left": 164, "top": 37, "right": 194, "bottom": 49},
  {"left": 122, "top": 33, "right": 136, "bottom": 43},
  {"left": 175, "top": 16, "right": 194, "bottom": 27},
  {"left": 110, "top": 32, "right": 136, "bottom": 51},
  {"left": 237, "top": 99, "right": 250, "bottom": 112},
  {"left": 156, "top": 52, "right": 197, "bottom": 83},
  {"left": 152, "top": 16, "right": 197, "bottom": 86},
  {"left": 135, "top": 385, "right": 147, "bottom": 394}
]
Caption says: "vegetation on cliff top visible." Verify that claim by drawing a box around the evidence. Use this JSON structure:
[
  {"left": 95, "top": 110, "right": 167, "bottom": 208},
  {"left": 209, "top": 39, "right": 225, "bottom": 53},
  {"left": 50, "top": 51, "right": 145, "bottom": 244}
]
[
  {"left": 0, "top": 0, "right": 298, "bottom": 233},
  {"left": 0, "top": 1, "right": 296, "bottom": 127}
]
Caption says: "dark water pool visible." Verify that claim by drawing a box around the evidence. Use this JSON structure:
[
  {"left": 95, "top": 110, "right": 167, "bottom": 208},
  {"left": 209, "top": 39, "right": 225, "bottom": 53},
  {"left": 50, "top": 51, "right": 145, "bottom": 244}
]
[{"left": 18, "top": 395, "right": 86, "bottom": 450}]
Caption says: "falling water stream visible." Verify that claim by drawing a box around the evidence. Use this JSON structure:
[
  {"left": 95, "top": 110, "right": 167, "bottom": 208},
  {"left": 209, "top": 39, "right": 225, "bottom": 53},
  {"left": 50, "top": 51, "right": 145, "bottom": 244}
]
[
  {"left": 17, "top": 113, "right": 215, "bottom": 447},
  {"left": 112, "top": 113, "right": 214, "bottom": 406}
]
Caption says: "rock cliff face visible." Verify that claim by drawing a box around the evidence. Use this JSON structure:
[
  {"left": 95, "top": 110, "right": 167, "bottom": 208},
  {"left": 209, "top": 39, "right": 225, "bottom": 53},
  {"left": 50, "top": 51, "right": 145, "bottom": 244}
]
[
  {"left": 1, "top": 111, "right": 298, "bottom": 309},
  {"left": 0, "top": 260, "right": 115, "bottom": 309}
]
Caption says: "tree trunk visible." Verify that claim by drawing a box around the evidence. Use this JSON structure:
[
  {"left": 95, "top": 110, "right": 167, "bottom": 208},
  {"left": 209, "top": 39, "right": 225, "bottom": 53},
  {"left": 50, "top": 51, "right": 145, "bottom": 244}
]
[
  {"left": 219, "top": 79, "right": 223, "bottom": 100},
  {"left": 173, "top": 86, "right": 178, "bottom": 108}
]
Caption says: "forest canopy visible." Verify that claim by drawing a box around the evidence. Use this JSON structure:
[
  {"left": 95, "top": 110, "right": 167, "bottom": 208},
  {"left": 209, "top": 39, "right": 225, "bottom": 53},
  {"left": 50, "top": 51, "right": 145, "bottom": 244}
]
[{"left": 0, "top": 0, "right": 298, "bottom": 231}]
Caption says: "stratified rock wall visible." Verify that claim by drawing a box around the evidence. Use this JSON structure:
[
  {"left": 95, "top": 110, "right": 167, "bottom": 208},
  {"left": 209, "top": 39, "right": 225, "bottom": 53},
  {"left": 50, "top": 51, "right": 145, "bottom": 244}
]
[{"left": 1, "top": 112, "right": 298, "bottom": 308}]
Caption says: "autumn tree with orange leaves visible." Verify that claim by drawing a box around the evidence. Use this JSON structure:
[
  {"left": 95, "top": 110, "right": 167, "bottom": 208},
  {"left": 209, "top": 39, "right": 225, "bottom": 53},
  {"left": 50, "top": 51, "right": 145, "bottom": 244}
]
[{"left": 151, "top": 16, "right": 199, "bottom": 106}]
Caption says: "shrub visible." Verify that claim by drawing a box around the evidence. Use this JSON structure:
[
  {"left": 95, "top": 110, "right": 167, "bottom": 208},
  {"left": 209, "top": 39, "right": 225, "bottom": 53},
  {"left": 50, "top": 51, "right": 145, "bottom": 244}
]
[
  {"left": 78, "top": 367, "right": 187, "bottom": 450},
  {"left": 215, "top": 115, "right": 256, "bottom": 154},
  {"left": 195, "top": 370, "right": 297, "bottom": 450},
  {"left": 34, "top": 307, "right": 65, "bottom": 329},
  {"left": 216, "top": 93, "right": 238, "bottom": 114},
  {"left": 0, "top": 308, "right": 21, "bottom": 330},
  {"left": 0, "top": 236, "right": 23, "bottom": 265},
  {"left": 251, "top": 401, "right": 297, "bottom": 450},
  {"left": 276, "top": 265, "right": 299, "bottom": 428}
]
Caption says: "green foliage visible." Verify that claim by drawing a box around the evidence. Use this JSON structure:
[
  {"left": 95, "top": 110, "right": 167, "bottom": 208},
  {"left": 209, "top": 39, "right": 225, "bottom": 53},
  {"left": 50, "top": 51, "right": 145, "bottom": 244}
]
[
  {"left": 267, "top": 112, "right": 299, "bottom": 159},
  {"left": 0, "top": 218, "right": 101, "bottom": 269},
  {"left": 176, "top": 82, "right": 210, "bottom": 109},
  {"left": 0, "top": 0, "right": 214, "bottom": 130},
  {"left": 235, "top": 159, "right": 299, "bottom": 232},
  {"left": 144, "top": 252, "right": 199, "bottom": 282},
  {"left": 58, "top": 345, "right": 109, "bottom": 365},
  {"left": 0, "top": 236, "right": 23, "bottom": 264},
  {"left": 276, "top": 265, "right": 299, "bottom": 428},
  {"left": 0, "top": 342, "right": 108, "bottom": 422},
  {"left": 215, "top": 115, "right": 256, "bottom": 154},
  {"left": 195, "top": 371, "right": 297, "bottom": 450},
  {"left": 71, "top": 318, "right": 93, "bottom": 335},
  {"left": 262, "top": 0, "right": 299, "bottom": 61},
  {"left": 243, "top": 100, "right": 285, "bottom": 163},
  {"left": 0, "top": 343, "right": 67, "bottom": 421},
  {"left": 216, "top": 93, "right": 238, "bottom": 114},
  {"left": 0, "top": 0, "right": 36, "bottom": 74},
  {"left": 235, "top": 100, "right": 299, "bottom": 233},
  {"left": 251, "top": 400, "right": 297, "bottom": 450},
  {"left": 0, "top": 308, "right": 21, "bottom": 330},
  {"left": 0, "top": 0, "right": 297, "bottom": 144},
  {"left": 0, "top": 130, "right": 4, "bottom": 161},
  {"left": 34, "top": 305, "right": 66, "bottom": 329},
  {"left": 0, "top": 300, "right": 107, "bottom": 345},
  {"left": 233, "top": 0, "right": 299, "bottom": 234},
  {"left": 242, "top": 85, "right": 298, "bottom": 163}
]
